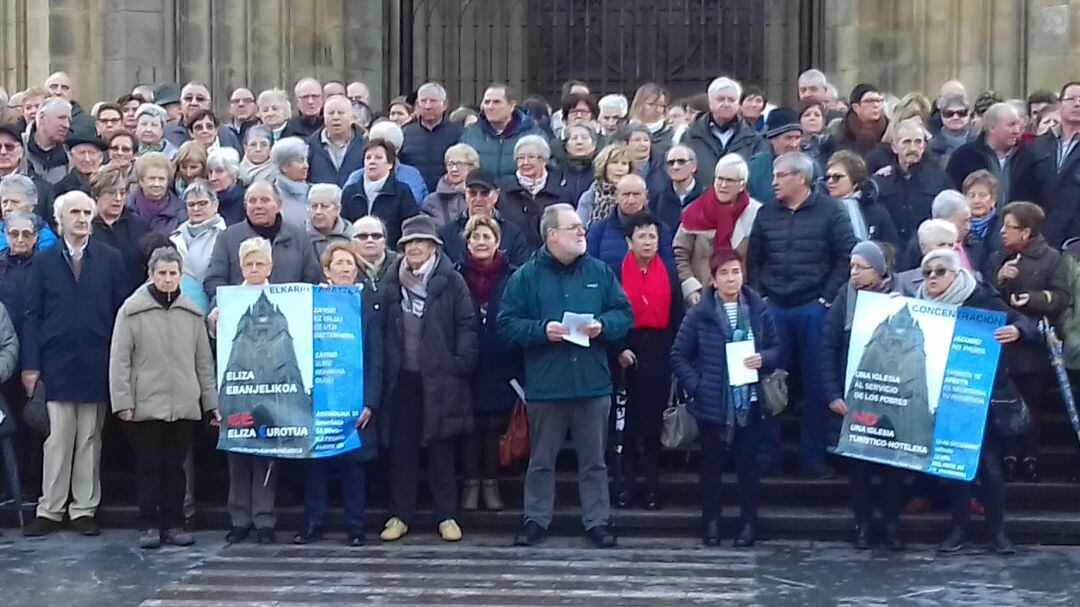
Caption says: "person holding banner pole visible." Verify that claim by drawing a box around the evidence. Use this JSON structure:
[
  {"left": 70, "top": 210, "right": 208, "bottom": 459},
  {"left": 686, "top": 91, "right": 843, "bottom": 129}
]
[
  {"left": 108, "top": 246, "right": 219, "bottom": 550},
  {"left": 223, "top": 237, "right": 279, "bottom": 544},
  {"left": 917, "top": 248, "right": 1038, "bottom": 555},
  {"left": 379, "top": 215, "right": 478, "bottom": 543},
  {"left": 822, "top": 240, "right": 906, "bottom": 550},
  {"left": 293, "top": 242, "right": 382, "bottom": 546},
  {"left": 670, "top": 247, "right": 782, "bottom": 547}
]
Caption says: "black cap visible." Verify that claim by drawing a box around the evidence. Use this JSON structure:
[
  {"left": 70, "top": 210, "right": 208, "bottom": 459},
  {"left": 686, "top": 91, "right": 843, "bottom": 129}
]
[
  {"left": 154, "top": 82, "right": 181, "bottom": 106},
  {"left": 465, "top": 168, "right": 498, "bottom": 190},
  {"left": 763, "top": 107, "right": 802, "bottom": 139},
  {"left": 0, "top": 122, "right": 22, "bottom": 142},
  {"left": 65, "top": 130, "right": 108, "bottom": 151}
]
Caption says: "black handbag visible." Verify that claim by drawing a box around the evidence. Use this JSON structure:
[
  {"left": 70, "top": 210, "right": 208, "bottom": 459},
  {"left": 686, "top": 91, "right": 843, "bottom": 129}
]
[
  {"left": 989, "top": 379, "right": 1033, "bottom": 438},
  {"left": 23, "top": 381, "right": 49, "bottom": 437}
]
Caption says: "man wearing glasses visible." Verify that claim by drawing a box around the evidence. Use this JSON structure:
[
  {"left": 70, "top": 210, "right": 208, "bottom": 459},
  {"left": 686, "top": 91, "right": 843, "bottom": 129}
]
[
  {"left": 164, "top": 82, "right": 242, "bottom": 152},
  {"left": 226, "top": 88, "right": 259, "bottom": 141},
  {"left": 498, "top": 203, "right": 632, "bottom": 549},
  {"left": 871, "top": 119, "right": 952, "bottom": 244},
  {"left": 947, "top": 102, "right": 1022, "bottom": 202},
  {"left": 437, "top": 169, "right": 530, "bottom": 266},
  {"left": 748, "top": 151, "right": 856, "bottom": 479},
  {"left": 820, "top": 84, "right": 888, "bottom": 160},
  {"left": 1011, "top": 81, "right": 1080, "bottom": 248},
  {"left": 648, "top": 145, "right": 704, "bottom": 229}
]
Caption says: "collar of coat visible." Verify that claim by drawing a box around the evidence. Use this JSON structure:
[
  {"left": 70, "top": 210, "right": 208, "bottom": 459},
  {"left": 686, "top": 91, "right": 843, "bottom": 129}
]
[{"left": 124, "top": 284, "right": 204, "bottom": 317}]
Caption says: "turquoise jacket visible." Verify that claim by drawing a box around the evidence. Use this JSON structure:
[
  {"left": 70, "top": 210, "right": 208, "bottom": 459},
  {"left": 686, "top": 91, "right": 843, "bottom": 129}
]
[{"left": 497, "top": 247, "right": 632, "bottom": 402}]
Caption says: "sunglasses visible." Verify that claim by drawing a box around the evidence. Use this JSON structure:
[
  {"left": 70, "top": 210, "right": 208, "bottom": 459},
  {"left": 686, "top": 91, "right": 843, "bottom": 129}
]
[
  {"left": 921, "top": 267, "right": 952, "bottom": 279},
  {"left": 942, "top": 109, "right": 970, "bottom": 118},
  {"left": 353, "top": 232, "right": 384, "bottom": 241},
  {"left": 6, "top": 229, "right": 35, "bottom": 240},
  {"left": 665, "top": 158, "right": 691, "bottom": 166},
  {"left": 824, "top": 173, "right": 847, "bottom": 183},
  {"left": 109, "top": 145, "right": 133, "bottom": 153}
]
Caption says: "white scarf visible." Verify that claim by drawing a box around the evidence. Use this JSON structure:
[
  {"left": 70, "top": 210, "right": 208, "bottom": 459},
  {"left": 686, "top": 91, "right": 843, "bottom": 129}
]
[
  {"left": 516, "top": 170, "right": 548, "bottom": 196},
  {"left": 364, "top": 173, "right": 390, "bottom": 203}
]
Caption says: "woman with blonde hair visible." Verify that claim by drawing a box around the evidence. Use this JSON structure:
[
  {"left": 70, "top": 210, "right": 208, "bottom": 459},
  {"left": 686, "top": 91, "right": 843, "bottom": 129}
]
[{"left": 576, "top": 143, "right": 636, "bottom": 228}]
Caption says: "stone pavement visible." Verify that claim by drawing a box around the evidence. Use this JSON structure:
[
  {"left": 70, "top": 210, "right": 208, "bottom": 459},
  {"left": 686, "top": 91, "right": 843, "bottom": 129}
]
[{"left": 3, "top": 530, "right": 1080, "bottom": 606}]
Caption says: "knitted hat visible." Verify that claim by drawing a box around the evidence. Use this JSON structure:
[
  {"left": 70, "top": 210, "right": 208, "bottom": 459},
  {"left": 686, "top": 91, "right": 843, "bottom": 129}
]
[{"left": 851, "top": 240, "right": 886, "bottom": 277}]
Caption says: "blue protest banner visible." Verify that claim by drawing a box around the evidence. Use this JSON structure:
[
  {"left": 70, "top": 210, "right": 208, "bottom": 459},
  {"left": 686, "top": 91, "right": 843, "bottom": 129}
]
[
  {"left": 215, "top": 283, "right": 363, "bottom": 459},
  {"left": 836, "top": 291, "right": 1005, "bottom": 481}
]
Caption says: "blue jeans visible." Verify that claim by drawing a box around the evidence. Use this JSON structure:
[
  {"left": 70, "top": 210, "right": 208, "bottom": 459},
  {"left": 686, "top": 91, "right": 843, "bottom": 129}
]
[
  {"left": 303, "top": 456, "right": 366, "bottom": 531},
  {"left": 759, "top": 299, "right": 829, "bottom": 471}
]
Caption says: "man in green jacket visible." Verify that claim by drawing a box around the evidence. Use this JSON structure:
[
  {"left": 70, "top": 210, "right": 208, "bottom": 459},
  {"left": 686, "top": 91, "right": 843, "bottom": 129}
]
[{"left": 497, "top": 203, "right": 632, "bottom": 549}]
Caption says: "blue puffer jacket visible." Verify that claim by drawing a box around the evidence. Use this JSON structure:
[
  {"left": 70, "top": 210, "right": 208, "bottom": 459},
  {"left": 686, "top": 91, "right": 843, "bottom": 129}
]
[
  {"left": 670, "top": 286, "right": 783, "bottom": 425},
  {"left": 459, "top": 108, "right": 544, "bottom": 179}
]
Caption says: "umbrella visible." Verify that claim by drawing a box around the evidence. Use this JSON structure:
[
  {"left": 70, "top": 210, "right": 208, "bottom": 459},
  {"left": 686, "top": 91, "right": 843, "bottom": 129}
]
[
  {"left": 1040, "top": 318, "right": 1080, "bottom": 447},
  {"left": 612, "top": 369, "right": 628, "bottom": 482}
]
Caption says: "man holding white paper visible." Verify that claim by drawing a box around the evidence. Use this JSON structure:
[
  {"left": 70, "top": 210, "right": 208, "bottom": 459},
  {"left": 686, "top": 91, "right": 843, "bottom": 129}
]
[{"left": 498, "top": 203, "right": 632, "bottom": 549}]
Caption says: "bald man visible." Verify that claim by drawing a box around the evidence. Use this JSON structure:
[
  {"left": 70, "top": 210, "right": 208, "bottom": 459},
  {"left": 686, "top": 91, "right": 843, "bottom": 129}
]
[{"left": 585, "top": 174, "right": 675, "bottom": 269}]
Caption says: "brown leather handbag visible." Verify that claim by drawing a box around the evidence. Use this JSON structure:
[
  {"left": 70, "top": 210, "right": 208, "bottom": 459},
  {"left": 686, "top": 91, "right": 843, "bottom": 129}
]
[{"left": 499, "top": 399, "right": 530, "bottom": 467}]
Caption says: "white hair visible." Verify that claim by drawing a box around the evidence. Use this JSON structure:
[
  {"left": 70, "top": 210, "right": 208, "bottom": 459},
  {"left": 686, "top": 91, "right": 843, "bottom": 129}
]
[
  {"left": 207, "top": 147, "right": 242, "bottom": 179},
  {"left": 308, "top": 183, "right": 343, "bottom": 207},
  {"left": 917, "top": 218, "right": 959, "bottom": 252},
  {"left": 38, "top": 97, "right": 72, "bottom": 120},
  {"left": 271, "top": 137, "right": 309, "bottom": 168},
  {"left": 798, "top": 69, "right": 828, "bottom": 87},
  {"left": 773, "top": 151, "right": 815, "bottom": 186},
  {"left": 931, "top": 189, "right": 970, "bottom": 219},
  {"left": 0, "top": 174, "right": 38, "bottom": 209},
  {"left": 368, "top": 120, "right": 404, "bottom": 152},
  {"left": 920, "top": 248, "right": 962, "bottom": 273},
  {"left": 714, "top": 153, "right": 748, "bottom": 181},
  {"left": 351, "top": 214, "right": 387, "bottom": 238},
  {"left": 707, "top": 76, "right": 742, "bottom": 101},
  {"left": 983, "top": 102, "right": 1019, "bottom": 127},
  {"left": 257, "top": 88, "right": 292, "bottom": 114},
  {"left": 135, "top": 103, "right": 168, "bottom": 128},
  {"left": 181, "top": 82, "right": 210, "bottom": 99},
  {"left": 514, "top": 134, "right": 551, "bottom": 160},
  {"left": 598, "top": 94, "right": 629, "bottom": 117},
  {"left": 417, "top": 81, "right": 448, "bottom": 102},
  {"left": 52, "top": 191, "right": 96, "bottom": 233}
]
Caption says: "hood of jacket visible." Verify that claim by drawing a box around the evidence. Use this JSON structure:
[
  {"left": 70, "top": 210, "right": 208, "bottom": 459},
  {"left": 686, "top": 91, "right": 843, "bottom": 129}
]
[
  {"left": 476, "top": 107, "right": 536, "bottom": 140},
  {"left": 123, "top": 284, "right": 204, "bottom": 318}
]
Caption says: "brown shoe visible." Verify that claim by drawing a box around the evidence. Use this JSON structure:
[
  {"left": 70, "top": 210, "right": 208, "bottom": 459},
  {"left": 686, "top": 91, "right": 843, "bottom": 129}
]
[
  {"left": 481, "top": 479, "right": 504, "bottom": 511},
  {"left": 460, "top": 479, "right": 480, "bottom": 511}
]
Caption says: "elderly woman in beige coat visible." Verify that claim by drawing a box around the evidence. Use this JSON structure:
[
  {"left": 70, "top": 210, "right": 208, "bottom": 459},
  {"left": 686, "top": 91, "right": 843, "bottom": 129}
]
[
  {"left": 672, "top": 153, "right": 761, "bottom": 306},
  {"left": 109, "top": 246, "right": 219, "bottom": 550}
]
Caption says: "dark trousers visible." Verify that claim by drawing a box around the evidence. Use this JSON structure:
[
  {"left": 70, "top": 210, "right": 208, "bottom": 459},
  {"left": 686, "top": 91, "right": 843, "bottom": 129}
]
[
  {"left": 619, "top": 328, "right": 671, "bottom": 493},
  {"left": 947, "top": 430, "right": 1005, "bottom": 534},
  {"left": 129, "top": 420, "right": 193, "bottom": 531},
  {"left": 850, "top": 459, "right": 904, "bottom": 524},
  {"left": 698, "top": 411, "right": 761, "bottom": 524},
  {"left": 462, "top": 410, "right": 510, "bottom": 480},
  {"left": 304, "top": 456, "right": 366, "bottom": 531},
  {"left": 389, "top": 371, "right": 457, "bottom": 524},
  {"left": 760, "top": 300, "right": 829, "bottom": 471},
  {"left": 1, "top": 377, "right": 41, "bottom": 496},
  {"left": 1010, "top": 370, "right": 1054, "bottom": 461}
]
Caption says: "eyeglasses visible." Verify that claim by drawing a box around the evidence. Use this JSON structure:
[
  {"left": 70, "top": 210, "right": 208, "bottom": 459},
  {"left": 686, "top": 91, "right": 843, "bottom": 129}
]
[
  {"left": 353, "top": 232, "right": 384, "bottom": 241},
  {"left": 556, "top": 223, "right": 585, "bottom": 233},
  {"left": 515, "top": 154, "right": 542, "bottom": 163},
  {"left": 109, "top": 145, "right": 133, "bottom": 153},
  {"left": 97, "top": 117, "right": 121, "bottom": 125},
  {"left": 186, "top": 199, "right": 211, "bottom": 209},
  {"left": 715, "top": 176, "right": 743, "bottom": 186},
  {"left": 310, "top": 202, "right": 336, "bottom": 211},
  {"left": 942, "top": 109, "right": 970, "bottom": 118},
  {"left": 921, "top": 267, "right": 952, "bottom": 279},
  {"left": 665, "top": 158, "right": 692, "bottom": 166},
  {"left": 446, "top": 160, "right": 473, "bottom": 169},
  {"left": 182, "top": 95, "right": 209, "bottom": 103},
  {"left": 6, "top": 229, "right": 35, "bottom": 240},
  {"left": 230, "top": 97, "right": 255, "bottom": 105},
  {"left": 1061, "top": 96, "right": 1080, "bottom": 105},
  {"left": 850, "top": 263, "right": 874, "bottom": 273},
  {"left": 772, "top": 171, "right": 797, "bottom": 179},
  {"left": 246, "top": 141, "right": 270, "bottom": 149},
  {"left": 0, "top": 143, "right": 19, "bottom": 152},
  {"left": 824, "top": 172, "right": 847, "bottom": 183},
  {"left": 858, "top": 96, "right": 885, "bottom": 105},
  {"left": 192, "top": 123, "right": 216, "bottom": 132}
]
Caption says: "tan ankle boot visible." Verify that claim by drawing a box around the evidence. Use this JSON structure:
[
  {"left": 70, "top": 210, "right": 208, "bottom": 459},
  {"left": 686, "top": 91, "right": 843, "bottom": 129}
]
[
  {"left": 460, "top": 479, "right": 480, "bottom": 511},
  {"left": 481, "top": 479, "right": 504, "bottom": 511}
]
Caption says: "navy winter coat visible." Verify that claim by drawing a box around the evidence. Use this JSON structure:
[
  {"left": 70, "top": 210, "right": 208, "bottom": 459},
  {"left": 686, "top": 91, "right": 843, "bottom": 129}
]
[
  {"left": 400, "top": 118, "right": 465, "bottom": 192},
  {"left": 871, "top": 159, "right": 953, "bottom": 243},
  {"left": 649, "top": 178, "right": 706, "bottom": 229},
  {"left": 457, "top": 258, "right": 521, "bottom": 413},
  {"left": 340, "top": 175, "right": 419, "bottom": 246},
  {"left": 22, "top": 240, "right": 128, "bottom": 403},
  {"left": 306, "top": 127, "right": 367, "bottom": 187},
  {"left": 440, "top": 213, "right": 532, "bottom": 267},
  {"left": 670, "top": 286, "right": 782, "bottom": 426},
  {"left": 1010, "top": 131, "right": 1080, "bottom": 248},
  {"left": 586, "top": 211, "right": 675, "bottom": 270}
]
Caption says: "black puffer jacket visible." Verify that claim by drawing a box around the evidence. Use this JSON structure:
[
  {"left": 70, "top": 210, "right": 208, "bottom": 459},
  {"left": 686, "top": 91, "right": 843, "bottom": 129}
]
[
  {"left": 380, "top": 253, "right": 479, "bottom": 446},
  {"left": 1011, "top": 132, "right": 1080, "bottom": 248},
  {"left": 871, "top": 159, "right": 953, "bottom": 244},
  {"left": 497, "top": 176, "right": 565, "bottom": 250},
  {"left": 747, "top": 189, "right": 857, "bottom": 308},
  {"left": 984, "top": 235, "right": 1070, "bottom": 375},
  {"left": 400, "top": 119, "right": 465, "bottom": 192}
]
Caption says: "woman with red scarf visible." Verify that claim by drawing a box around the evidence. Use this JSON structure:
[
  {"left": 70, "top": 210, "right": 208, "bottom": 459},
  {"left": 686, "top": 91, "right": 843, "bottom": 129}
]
[
  {"left": 456, "top": 215, "right": 519, "bottom": 512},
  {"left": 673, "top": 153, "right": 761, "bottom": 307},
  {"left": 613, "top": 213, "right": 683, "bottom": 510}
]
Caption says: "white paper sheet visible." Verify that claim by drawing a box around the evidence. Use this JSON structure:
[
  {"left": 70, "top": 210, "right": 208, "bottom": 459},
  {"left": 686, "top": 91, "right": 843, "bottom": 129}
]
[
  {"left": 726, "top": 340, "right": 759, "bottom": 386},
  {"left": 561, "top": 312, "right": 595, "bottom": 347}
]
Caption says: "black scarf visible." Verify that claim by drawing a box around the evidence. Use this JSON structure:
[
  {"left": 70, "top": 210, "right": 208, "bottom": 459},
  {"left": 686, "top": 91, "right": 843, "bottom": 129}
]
[
  {"left": 148, "top": 284, "right": 178, "bottom": 309},
  {"left": 248, "top": 214, "right": 282, "bottom": 242}
]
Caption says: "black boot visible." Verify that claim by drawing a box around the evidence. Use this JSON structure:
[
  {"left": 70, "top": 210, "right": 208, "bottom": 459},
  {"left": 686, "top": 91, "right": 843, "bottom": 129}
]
[
  {"left": 702, "top": 518, "right": 720, "bottom": 547},
  {"left": 1021, "top": 458, "right": 1039, "bottom": 483},
  {"left": 990, "top": 529, "right": 1017, "bottom": 555},
  {"left": 1002, "top": 456, "right": 1017, "bottom": 482},
  {"left": 884, "top": 521, "right": 904, "bottom": 551},
  {"left": 853, "top": 522, "right": 872, "bottom": 550},
  {"left": 732, "top": 522, "right": 755, "bottom": 548}
]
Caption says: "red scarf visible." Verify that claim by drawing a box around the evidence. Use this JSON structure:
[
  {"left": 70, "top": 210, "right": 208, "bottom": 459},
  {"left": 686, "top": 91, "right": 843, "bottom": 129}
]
[
  {"left": 679, "top": 187, "right": 751, "bottom": 255},
  {"left": 465, "top": 249, "right": 504, "bottom": 306},
  {"left": 621, "top": 252, "right": 671, "bottom": 329}
]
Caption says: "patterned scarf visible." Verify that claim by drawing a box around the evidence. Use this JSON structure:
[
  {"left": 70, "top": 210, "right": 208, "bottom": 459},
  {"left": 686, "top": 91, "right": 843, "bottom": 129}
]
[
  {"left": 715, "top": 292, "right": 753, "bottom": 431},
  {"left": 516, "top": 170, "right": 548, "bottom": 196},
  {"left": 589, "top": 181, "right": 619, "bottom": 226},
  {"left": 969, "top": 208, "right": 997, "bottom": 240},
  {"left": 399, "top": 253, "right": 437, "bottom": 317}
]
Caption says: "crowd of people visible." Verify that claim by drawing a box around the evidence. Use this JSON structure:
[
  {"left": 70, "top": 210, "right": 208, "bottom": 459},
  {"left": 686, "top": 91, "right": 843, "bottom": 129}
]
[{"left": 0, "top": 66, "right": 1078, "bottom": 555}]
